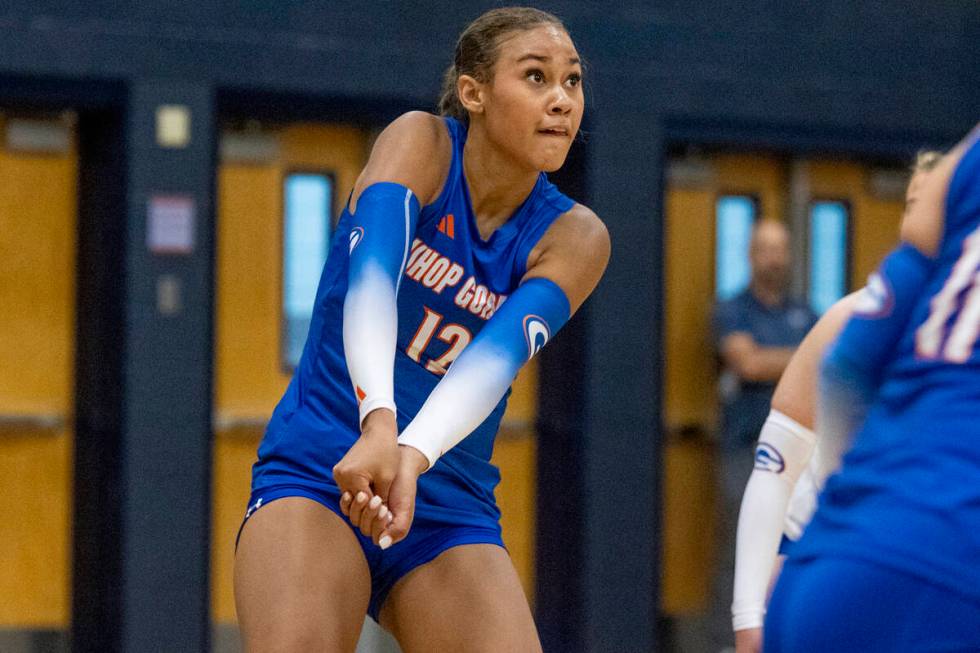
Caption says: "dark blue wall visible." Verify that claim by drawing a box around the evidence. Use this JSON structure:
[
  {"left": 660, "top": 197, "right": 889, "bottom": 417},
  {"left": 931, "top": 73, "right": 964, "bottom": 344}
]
[
  {"left": 2, "top": 2, "right": 977, "bottom": 651},
  {"left": 2, "top": 2, "right": 976, "bottom": 130},
  {"left": 2, "top": 2, "right": 977, "bottom": 134}
]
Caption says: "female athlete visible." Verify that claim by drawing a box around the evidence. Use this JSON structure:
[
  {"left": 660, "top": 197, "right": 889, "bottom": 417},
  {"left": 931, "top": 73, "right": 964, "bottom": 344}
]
[
  {"left": 731, "top": 151, "right": 942, "bottom": 653},
  {"left": 234, "top": 7, "right": 609, "bottom": 653},
  {"left": 763, "top": 125, "right": 980, "bottom": 652}
]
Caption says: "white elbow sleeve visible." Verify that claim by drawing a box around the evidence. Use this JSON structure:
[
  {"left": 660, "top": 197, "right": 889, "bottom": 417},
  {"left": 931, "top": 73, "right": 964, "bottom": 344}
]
[
  {"left": 732, "top": 410, "right": 816, "bottom": 631},
  {"left": 753, "top": 409, "right": 816, "bottom": 485}
]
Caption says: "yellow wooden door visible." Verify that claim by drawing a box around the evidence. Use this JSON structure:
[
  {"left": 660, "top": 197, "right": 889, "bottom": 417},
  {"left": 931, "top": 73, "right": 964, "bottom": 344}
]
[
  {"left": 806, "top": 159, "right": 907, "bottom": 288},
  {"left": 662, "top": 153, "right": 786, "bottom": 614},
  {"left": 211, "top": 123, "right": 368, "bottom": 623},
  {"left": 493, "top": 360, "right": 539, "bottom": 600},
  {"left": 664, "top": 154, "right": 787, "bottom": 434},
  {"left": 0, "top": 117, "right": 77, "bottom": 628}
]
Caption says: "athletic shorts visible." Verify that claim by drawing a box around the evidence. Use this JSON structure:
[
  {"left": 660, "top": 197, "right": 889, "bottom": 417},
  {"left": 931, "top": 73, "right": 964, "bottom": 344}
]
[
  {"left": 765, "top": 555, "right": 980, "bottom": 652},
  {"left": 238, "top": 482, "right": 504, "bottom": 621}
]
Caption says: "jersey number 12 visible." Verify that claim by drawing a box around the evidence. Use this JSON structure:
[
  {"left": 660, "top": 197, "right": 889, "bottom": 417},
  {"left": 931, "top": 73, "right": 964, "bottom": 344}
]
[{"left": 406, "top": 306, "right": 472, "bottom": 375}]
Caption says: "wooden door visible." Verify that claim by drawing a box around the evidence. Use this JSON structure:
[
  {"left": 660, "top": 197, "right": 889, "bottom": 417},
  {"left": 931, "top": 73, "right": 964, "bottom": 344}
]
[
  {"left": 662, "top": 153, "right": 786, "bottom": 614},
  {"left": 0, "top": 116, "right": 77, "bottom": 630},
  {"left": 211, "top": 123, "right": 368, "bottom": 623}
]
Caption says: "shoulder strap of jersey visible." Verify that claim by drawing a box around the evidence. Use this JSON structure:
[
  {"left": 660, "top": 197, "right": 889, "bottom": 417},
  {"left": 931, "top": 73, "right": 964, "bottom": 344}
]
[{"left": 510, "top": 176, "right": 576, "bottom": 285}]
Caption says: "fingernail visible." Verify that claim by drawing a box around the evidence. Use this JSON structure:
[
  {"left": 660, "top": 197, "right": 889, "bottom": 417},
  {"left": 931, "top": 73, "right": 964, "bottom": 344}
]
[
  {"left": 341, "top": 492, "right": 351, "bottom": 503},
  {"left": 369, "top": 495, "right": 382, "bottom": 509},
  {"left": 379, "top": 535, "right": 392, "bottom": 550},
  {"left": 378, "top": 505, "right": 388, "bottom": 519},
  {"left": 387, "top": 513, "right": 394, "bottom": 523},
  {"left": 355, "top": 492, "right": 367, "bottom": 503}
]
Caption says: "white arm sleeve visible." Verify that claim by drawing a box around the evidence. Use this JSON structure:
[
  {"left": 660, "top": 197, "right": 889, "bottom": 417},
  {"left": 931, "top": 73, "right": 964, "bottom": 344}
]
[
  {"left": 342, "top": 184, "right": 418, "bottom": 427},
  {"left": 732, "top": 410, "right": 816, "bottom": 631},
  {"left": 397, "top": 277, "right": 570, "bottom": 469}
]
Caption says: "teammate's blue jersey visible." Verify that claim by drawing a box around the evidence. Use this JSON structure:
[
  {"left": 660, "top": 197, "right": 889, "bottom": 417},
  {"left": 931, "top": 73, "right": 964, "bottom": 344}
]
[
  {"left": 793, "top": 131, "right": 980, "bottom": 602},
  {"left": 252, "top": 116, "right": 574, "bottom": 525}
]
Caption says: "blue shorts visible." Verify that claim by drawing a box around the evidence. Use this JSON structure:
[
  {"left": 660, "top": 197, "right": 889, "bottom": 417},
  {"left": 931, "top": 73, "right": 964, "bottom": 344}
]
[
  {"left": 238, "top": 482, "right": 504, "bottom": 621},
  {"left": 765, "top": 555, "right": 980, "bottom": 652}
]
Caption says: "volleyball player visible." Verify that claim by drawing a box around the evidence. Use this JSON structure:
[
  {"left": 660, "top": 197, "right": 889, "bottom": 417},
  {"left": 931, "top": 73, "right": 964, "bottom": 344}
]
[
  {"left": 763, "top": 124, "right": 980, "bottom": 652},
  {"left": 233, "top": 8, "right": 609, "bottom": 653},
  {"left": 731, "top": 151, "right": 943, "bottom": 653}
]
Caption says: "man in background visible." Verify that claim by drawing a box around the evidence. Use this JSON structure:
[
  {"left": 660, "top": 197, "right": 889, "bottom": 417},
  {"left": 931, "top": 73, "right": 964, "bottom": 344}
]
[{"left": 709, "top": 219, "right": 817, "bottom": 652}]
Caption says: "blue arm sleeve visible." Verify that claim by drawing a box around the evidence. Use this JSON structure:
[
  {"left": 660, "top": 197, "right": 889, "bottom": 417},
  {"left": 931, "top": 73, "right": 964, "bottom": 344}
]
[
  {"left": 817, "top": 243, "right": 934, "bottom": 445},
  {"left": 343, "top": 182, "right": 420, "bottom": 425},
  {"left": 398, "top": 277, "right": 571, "bottom": 468}
]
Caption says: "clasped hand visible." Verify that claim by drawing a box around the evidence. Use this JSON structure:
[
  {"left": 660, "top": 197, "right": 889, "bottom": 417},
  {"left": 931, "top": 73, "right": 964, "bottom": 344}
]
[{"left": 331, "top": 408, "right": 428, "bottom": 549}]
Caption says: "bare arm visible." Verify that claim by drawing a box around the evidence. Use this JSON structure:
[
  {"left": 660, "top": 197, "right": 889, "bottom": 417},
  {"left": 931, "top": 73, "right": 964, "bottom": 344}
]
[
  {"left": 349, "top": 111, "right": 451, "bottom": 211},
  {"left": 524, "top": 203, "right": 611, "bottom": 314},
  {"left": 770, "top": 292, "right": 861, "bottom": 428}
]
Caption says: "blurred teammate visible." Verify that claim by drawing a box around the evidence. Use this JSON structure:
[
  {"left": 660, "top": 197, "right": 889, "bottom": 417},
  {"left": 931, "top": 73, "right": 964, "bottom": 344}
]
[
  {"left": 233, "top": 7, "right": 609, "bottom": 652},
  {"left": 731, "top": 152, "right": 942, "bottom": 653},
  {"left": 764, "top": 124, "right": 980, "bottom": 652}
]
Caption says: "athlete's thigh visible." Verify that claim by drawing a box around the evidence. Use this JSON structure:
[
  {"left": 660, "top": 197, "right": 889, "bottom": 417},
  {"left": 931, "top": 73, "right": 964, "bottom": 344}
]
[
  {"left": 380, "top": 543, "right": 541, "bottom": 653},
  {"left": 234, "top": 496, "right": 371, "bottom": 653}
]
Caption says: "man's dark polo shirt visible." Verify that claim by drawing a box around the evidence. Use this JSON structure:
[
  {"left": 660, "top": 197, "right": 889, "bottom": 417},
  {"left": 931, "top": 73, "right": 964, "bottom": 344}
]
[{"left": 713, "top": 289, "right": 817, "bottom": 449}]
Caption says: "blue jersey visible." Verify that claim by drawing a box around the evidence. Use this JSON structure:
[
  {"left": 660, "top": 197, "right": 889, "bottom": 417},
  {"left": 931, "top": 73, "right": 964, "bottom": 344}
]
[
  {"left": 793, "top": 132, "right": 980, "bottom": 602},
  {"left": 252, "top": 116, "right": 574, "bottom": 525}
]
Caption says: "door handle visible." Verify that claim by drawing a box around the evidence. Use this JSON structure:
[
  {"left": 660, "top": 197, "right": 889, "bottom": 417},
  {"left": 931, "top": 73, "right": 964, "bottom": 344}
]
[
  {"left": 497, "top": 417, "right": 534, "bottom": 440},
  {"left": 212, "top": 413, "right": 268, "bottom": 435},
  {"left": 0, "top": 412, "right": 67, "bottom": 433}
]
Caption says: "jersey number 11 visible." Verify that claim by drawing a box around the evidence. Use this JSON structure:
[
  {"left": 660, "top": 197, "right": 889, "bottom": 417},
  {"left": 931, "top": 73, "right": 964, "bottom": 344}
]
[{"left": 917, "top": 228, "right": 980, "bottom": 363}]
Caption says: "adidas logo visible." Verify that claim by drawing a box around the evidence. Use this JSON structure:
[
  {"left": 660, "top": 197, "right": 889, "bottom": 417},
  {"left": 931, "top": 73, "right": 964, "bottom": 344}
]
[{"left": 437, "top": 214, "right": 455, "bottom": 239}]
